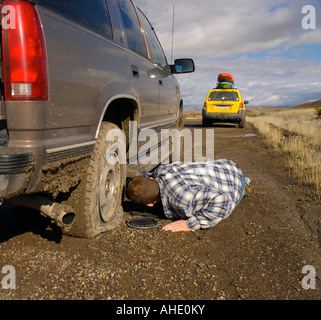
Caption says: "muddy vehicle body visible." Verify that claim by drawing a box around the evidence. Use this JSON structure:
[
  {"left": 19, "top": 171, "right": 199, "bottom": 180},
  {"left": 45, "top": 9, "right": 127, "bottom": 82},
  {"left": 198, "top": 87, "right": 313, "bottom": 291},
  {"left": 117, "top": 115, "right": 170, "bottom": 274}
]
[{"left": 0, "top": 0, "right": 194, "bottom": 237}]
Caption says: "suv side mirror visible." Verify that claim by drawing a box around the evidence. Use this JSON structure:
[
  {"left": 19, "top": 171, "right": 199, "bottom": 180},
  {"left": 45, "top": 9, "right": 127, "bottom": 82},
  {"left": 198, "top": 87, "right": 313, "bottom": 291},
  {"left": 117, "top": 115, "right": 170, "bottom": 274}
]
[
  {"left": 244, "top": 101, "right": 249, "bottom": 105},
  {"left": 170, "top": 59, "right": 195, "bottom": 74}
]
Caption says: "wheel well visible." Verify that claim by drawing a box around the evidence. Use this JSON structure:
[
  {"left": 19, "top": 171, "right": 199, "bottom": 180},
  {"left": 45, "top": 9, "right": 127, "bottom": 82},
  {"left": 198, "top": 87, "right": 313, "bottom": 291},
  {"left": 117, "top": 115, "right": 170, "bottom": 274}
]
[
  {"left": 180, "top": 100, "right": 183, "bottom": 111},
  {"left": 101, "top": 98, "right": 139, "bottom": 156},
  {"left": 102, "top": 98, "right": 138, "bottom": 130}
]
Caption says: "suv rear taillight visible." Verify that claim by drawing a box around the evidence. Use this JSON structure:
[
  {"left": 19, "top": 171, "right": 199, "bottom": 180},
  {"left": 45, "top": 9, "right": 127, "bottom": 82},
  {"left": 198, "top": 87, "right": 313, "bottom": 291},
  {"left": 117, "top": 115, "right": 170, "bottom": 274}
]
[
  {"left": 239, "top": 102, "right": 244, "bottom": 109},
  {"left": 1, "top": 0, "right": 48, "bottom": 101},
  {"left": 204, "top": 102, "right": 207, "bottom": 108}
]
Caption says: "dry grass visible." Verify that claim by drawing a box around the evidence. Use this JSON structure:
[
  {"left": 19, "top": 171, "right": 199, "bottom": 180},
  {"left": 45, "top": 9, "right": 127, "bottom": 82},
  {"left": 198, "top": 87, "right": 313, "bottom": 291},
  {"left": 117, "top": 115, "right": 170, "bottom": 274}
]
[
  {"left": 247, "top": 105, "right": 321, "bottom": 201},
  {"left": 183, "top": 111, "right": 202, "bottom": 120}
]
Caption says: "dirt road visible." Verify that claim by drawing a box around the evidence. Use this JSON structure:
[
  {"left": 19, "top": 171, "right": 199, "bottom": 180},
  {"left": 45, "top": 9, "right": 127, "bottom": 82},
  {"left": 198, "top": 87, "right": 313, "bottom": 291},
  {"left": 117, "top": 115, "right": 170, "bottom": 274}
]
[{"left": 0, "top": 120, "right": 320, "bottom": 301}]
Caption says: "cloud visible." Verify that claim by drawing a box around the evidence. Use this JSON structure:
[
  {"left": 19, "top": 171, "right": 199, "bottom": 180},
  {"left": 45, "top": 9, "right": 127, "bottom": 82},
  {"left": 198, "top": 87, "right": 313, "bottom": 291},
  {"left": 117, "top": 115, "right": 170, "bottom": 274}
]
[
  {"left": 289, "top": 28, "right": 321, "bottom": 46},
  {"left": 174, "top": 55, "right": 321, "bottom": 108},
  {"left": 137, "top": 0, "right": 308, "bottom": 57},
  {"left": 134, "top": 0, "right": 321, "bottom": 107}
]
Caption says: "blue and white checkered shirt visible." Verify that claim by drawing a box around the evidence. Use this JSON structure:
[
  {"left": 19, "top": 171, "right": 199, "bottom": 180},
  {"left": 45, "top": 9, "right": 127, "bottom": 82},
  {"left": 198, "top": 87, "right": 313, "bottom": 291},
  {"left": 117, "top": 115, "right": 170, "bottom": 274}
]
[{"left": 146, "top": 159, "right": 247, "bottom": 231}]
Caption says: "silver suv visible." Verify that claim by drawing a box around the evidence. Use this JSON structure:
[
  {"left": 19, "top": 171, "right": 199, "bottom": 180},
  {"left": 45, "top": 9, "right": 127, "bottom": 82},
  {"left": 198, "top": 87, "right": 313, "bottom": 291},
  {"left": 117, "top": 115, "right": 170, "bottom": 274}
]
[{"left": 0, "top": 0, "right": 194, "bottom": 237}]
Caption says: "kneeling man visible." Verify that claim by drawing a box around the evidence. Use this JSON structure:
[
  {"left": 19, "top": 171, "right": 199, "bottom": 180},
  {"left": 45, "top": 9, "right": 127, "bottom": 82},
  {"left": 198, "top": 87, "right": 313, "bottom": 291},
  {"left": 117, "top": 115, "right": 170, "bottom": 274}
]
[{"left": 126, "top": 159, "right": 250, "bottom": 232}]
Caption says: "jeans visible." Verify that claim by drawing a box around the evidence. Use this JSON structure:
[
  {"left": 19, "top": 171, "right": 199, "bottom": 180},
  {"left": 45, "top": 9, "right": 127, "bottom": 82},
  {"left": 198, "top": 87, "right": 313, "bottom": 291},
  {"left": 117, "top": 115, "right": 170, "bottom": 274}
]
[{"left": 236, "top": 174, "right": 250, "bottom": 205}]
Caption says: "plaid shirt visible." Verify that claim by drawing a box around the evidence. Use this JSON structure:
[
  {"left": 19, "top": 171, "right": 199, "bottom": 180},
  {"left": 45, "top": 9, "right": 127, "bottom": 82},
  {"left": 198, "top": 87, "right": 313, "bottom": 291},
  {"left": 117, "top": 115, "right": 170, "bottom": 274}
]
[{"left": 146, "top": 159, "right": 246, "bottom": 231}]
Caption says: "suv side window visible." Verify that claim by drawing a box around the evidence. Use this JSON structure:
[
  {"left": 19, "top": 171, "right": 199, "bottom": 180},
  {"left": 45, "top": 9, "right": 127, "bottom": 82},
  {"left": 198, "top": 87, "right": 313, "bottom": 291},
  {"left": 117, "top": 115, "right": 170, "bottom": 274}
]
[
  {"left": 116, "top": 0, "right": 147, "bottom": 57},
  {"left": 36, "top": 0, "right": 113, "bottom": 38},
  {"left": 137, "top": 9, "right": 168, "bottom": 71}
]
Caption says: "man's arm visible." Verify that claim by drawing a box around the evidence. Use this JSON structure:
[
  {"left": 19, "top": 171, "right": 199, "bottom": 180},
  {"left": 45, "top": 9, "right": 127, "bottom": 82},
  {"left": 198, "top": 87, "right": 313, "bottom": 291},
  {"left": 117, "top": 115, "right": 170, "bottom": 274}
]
[
  {"left": 186, "top": 193, "right": 233, "bottom": 231},
  {"left": 162, "top": 193, "right": 233, "bottom": 232}
]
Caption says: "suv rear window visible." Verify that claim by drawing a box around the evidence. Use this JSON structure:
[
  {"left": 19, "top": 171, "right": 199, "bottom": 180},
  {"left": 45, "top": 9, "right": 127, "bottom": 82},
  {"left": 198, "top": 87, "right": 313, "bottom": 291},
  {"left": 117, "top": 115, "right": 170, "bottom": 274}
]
[
  {"left": 36, "top": 0, "right": 113, "bottom": 38},
  {"left": 208, "top": 91, "right": 239, "bottom": 102}
]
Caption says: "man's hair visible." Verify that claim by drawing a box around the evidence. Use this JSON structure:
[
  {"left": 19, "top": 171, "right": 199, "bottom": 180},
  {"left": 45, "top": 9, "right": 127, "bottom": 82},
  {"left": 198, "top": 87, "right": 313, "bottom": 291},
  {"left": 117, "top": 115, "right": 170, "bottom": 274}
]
[{"left": 126, "top": 176, "right": 160, "bottom": 205}]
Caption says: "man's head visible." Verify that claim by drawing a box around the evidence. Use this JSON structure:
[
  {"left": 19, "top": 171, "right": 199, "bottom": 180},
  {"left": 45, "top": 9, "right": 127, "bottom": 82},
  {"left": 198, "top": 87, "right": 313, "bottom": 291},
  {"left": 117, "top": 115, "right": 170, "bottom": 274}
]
[{"left": 126, "top": 176, "right": 160, "bottom": 206}]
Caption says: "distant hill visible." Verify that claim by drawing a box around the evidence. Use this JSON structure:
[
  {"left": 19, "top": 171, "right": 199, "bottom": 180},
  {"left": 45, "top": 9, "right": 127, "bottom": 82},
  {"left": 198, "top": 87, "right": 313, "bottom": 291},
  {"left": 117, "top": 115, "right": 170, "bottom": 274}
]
[
  {"left": 290, "top": 99, "right": 321, "bottom": 109},
  {"left": 183, "top": 105, "right": 202, "bottom": 112}
]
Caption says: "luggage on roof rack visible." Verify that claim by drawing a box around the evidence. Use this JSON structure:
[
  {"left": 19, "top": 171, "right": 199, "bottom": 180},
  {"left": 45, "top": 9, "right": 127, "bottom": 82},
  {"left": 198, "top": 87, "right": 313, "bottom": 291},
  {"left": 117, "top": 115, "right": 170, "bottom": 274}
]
[
  {"left": 218, "top": 73, "right": 234, "bottom": 84},
  {"left": 217, "top": 82, "right": 234, "bottom": 89}
]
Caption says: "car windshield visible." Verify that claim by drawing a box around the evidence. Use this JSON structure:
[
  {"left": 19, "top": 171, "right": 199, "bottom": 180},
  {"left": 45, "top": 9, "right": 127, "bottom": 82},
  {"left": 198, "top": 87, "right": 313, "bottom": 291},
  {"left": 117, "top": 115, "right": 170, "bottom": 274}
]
[{"left": 208, "top": 91, "right": 239, "bottom": 102}]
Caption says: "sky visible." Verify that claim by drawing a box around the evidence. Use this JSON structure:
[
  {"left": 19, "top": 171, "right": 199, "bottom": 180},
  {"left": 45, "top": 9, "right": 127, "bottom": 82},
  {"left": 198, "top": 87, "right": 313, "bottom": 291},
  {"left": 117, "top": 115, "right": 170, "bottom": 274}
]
[{"left": 134, "top": 0, "right": 321, "bottom": 108}]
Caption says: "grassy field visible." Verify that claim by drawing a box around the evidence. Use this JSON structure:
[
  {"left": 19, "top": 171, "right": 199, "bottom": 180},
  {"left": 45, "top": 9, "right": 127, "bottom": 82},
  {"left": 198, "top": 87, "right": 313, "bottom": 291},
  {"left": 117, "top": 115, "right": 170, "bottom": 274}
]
[
  {"left": 247, "top": 100, "right": 321, "bottom": 201},
  {"left": 183, "top": 101, "right": 321, "bottom": 200},
  {"left": 183, "top": 110, "right": 202, "bottom": 119}
]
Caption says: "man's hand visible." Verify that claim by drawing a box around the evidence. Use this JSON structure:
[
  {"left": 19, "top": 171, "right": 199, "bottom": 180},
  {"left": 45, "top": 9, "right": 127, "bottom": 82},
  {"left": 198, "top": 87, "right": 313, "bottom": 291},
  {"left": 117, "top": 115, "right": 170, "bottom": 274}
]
[{"left": 162, "top": 220, "right": 191, "bottom": 232}]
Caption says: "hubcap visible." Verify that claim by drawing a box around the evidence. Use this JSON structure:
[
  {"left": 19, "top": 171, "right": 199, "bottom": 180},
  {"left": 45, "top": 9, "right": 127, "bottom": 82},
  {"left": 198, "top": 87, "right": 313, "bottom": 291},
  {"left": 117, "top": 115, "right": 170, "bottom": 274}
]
[{"left": 99, "top": 149, "right": 120, "bottom": 223}]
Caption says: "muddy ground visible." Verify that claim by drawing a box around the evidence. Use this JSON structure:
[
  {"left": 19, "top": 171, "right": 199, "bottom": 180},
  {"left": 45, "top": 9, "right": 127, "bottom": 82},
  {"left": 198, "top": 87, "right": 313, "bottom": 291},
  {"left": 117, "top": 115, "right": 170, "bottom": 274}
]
[{"left": 0, "top": 120, "right": 320, "bottom": 302}]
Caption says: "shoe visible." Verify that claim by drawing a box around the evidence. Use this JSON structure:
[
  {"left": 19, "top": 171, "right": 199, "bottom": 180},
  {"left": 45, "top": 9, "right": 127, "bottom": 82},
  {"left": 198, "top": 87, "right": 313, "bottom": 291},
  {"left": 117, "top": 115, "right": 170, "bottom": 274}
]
[
  {"left": 243, "top": 183, "right": 252, "bottom": 197},
  {"left": 243, "top": 178, "right": 253, "bottom": 198}
]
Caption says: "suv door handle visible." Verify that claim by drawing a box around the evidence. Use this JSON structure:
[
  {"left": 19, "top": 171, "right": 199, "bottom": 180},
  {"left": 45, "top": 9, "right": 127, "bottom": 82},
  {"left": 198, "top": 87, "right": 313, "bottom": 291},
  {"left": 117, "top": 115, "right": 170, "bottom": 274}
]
[{"left": 131, "top": 65, "right": 139, "bottom": 78}]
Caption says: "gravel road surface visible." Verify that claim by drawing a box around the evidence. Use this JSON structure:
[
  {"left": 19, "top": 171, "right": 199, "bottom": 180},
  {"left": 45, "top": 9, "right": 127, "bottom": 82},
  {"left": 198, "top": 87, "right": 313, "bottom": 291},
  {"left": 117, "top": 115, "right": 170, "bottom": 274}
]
[{"left": 1, "top": 120, "right": 320, "bottom": 302}]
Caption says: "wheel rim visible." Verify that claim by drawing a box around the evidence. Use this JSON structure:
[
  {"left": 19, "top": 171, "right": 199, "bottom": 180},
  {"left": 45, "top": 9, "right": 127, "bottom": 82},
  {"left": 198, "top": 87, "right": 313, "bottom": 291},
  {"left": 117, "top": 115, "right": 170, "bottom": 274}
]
[{"left": 98, "top": 148, "right": 120, "bottom": 223}]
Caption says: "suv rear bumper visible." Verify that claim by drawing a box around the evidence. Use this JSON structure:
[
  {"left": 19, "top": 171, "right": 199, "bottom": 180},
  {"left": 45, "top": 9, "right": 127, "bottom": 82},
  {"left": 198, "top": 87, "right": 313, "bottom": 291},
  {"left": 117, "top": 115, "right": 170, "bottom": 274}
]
[
  {"left": 0, "top": 147, "right": 33, "bottom": 174},
  {"left": 202, "top": 109, "right": 245, "bottom": 122},
  {"left": 0, "top": 147, "right": 33, "bottom": 199}
]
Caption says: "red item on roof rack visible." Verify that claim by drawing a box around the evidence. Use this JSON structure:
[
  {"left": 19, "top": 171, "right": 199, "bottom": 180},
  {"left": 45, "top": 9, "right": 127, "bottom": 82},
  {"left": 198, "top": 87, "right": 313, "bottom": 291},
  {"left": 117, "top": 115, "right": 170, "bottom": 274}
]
[{"left": 218, "top": 73, "right": 234, "bottom": 84}]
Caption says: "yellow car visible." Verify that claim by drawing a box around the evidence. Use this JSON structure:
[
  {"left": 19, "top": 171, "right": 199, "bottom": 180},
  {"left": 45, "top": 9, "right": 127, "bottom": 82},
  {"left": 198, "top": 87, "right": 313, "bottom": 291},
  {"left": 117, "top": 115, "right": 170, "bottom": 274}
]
[{"left": 202, "top": 89, "right": 249, "bottom": 128}]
